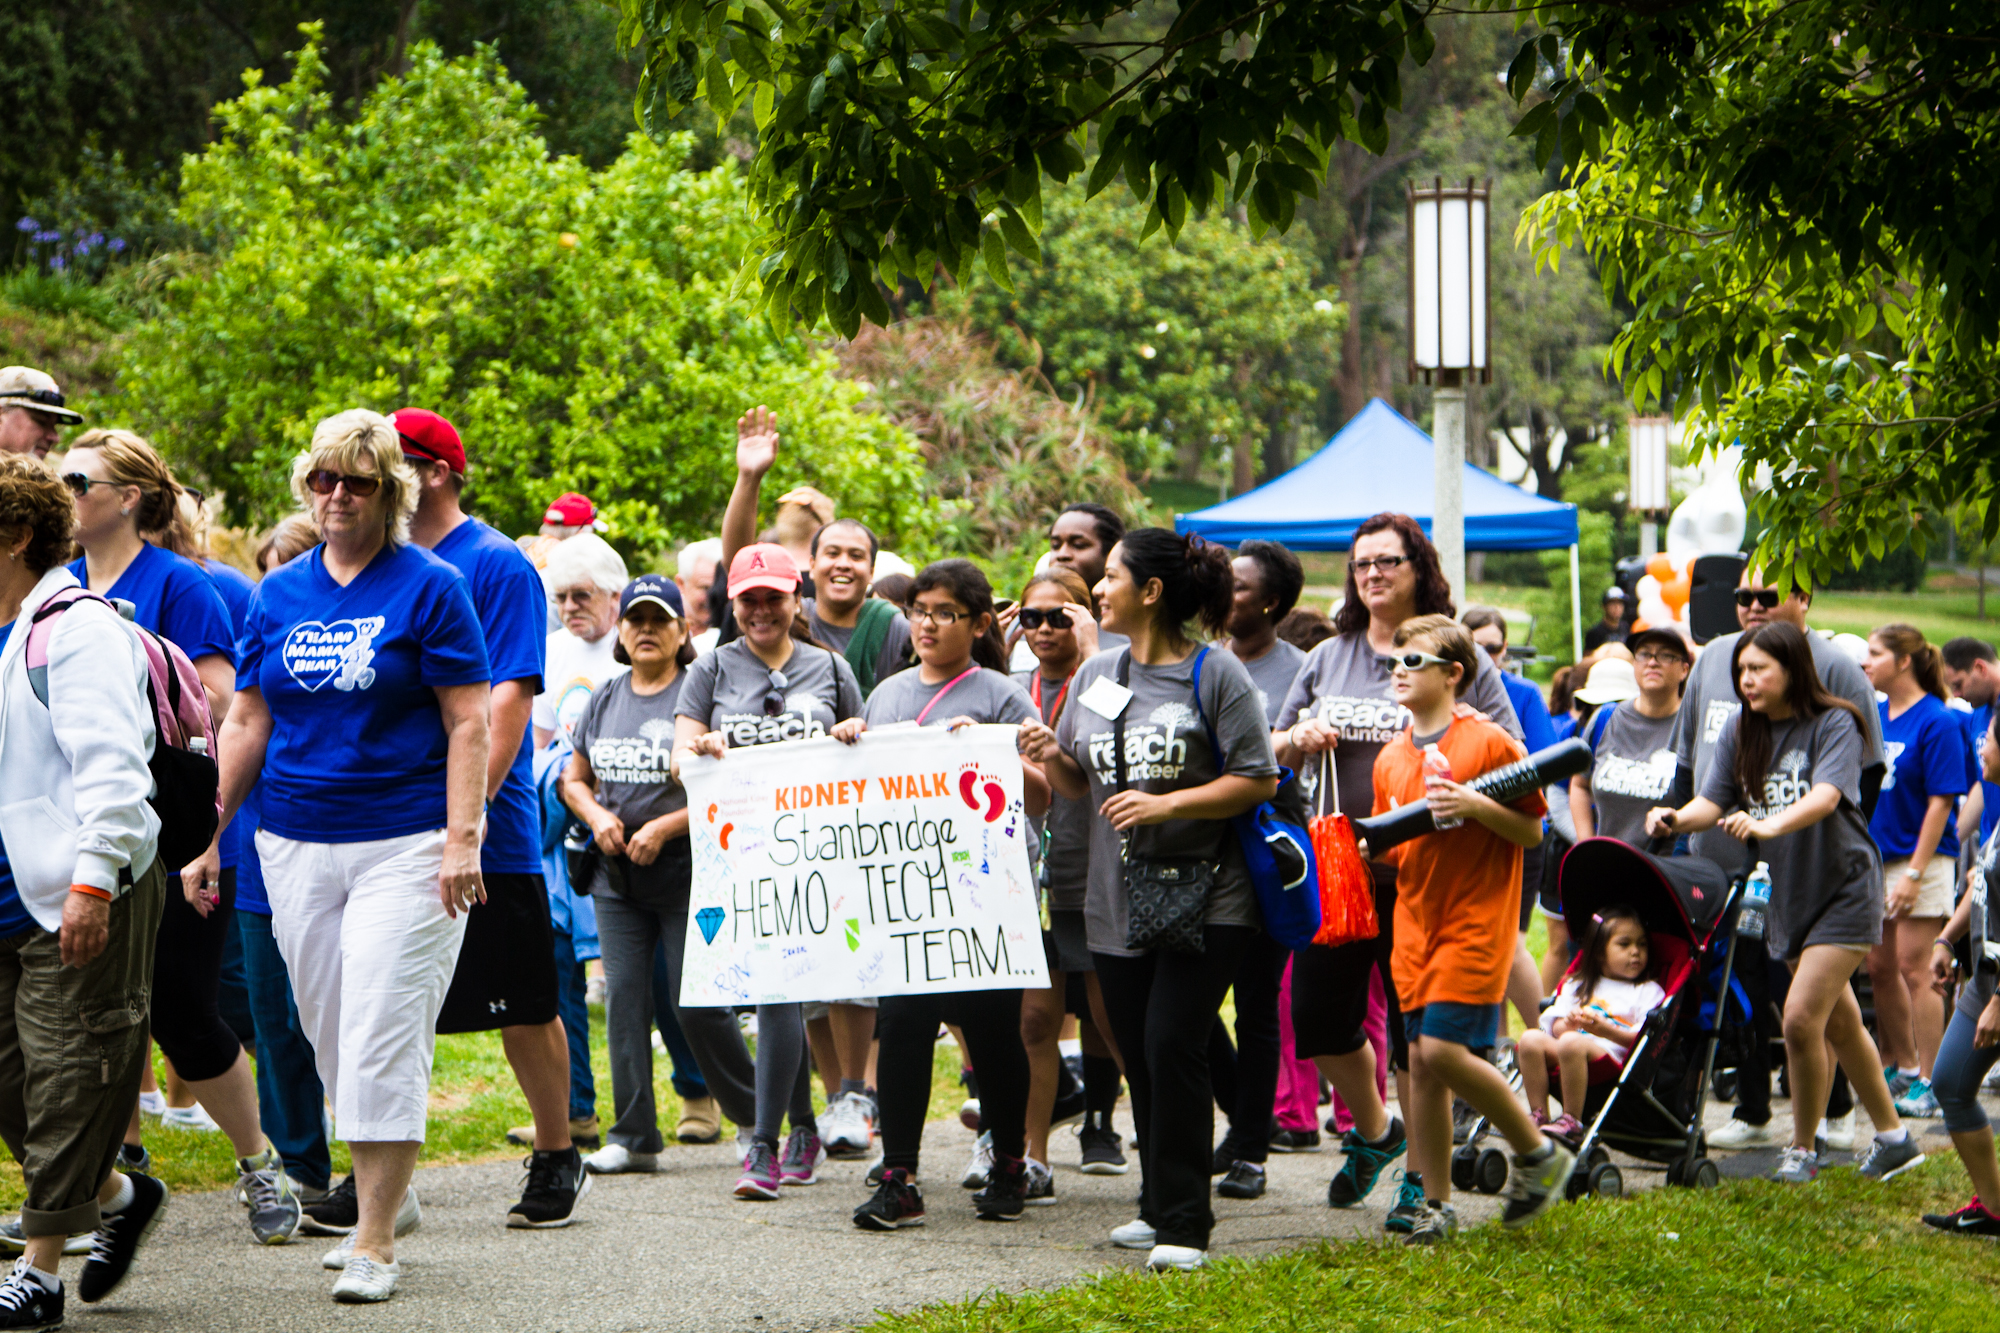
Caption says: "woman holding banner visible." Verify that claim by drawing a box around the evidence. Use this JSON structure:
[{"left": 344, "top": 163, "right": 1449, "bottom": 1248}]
[
  {"left": 675, "top": 543, "right": 863, "bottom": 1201},
  {"left": 1019, "top": 529, "right": 1279, "bottom": 1273},
  {"left": 832, "top": 559, "right": 1049, "bottom": 1229}
]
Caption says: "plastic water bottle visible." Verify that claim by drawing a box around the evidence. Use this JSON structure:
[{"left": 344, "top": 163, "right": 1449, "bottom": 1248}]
[
  {"left": 1423, "top": 744, "right": 1462, "bottom": 829},
  {"left": 1738, "top": 861, "right": 1772, "bottom": 941}
]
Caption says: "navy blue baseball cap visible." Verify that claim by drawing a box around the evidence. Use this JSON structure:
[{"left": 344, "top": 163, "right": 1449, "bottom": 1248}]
[{"left": 619, "top": 574, "right": 684, "bottom": 619}]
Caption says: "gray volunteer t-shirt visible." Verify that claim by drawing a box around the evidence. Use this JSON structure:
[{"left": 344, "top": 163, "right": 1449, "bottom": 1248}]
[
  {"left": 1583, "top": 701, "right": 1679, "bottom": 847},
  {"left": 1225, "top": 638, "right": 1308, "bottom": 729},
  {"left": 573, "top": 673, "right": 689, "bottom": 826},
  {"left": 805, "top": 596, "right": 912, "bottom": 693},
  {"left": 1674, "top": 628, "right": 1886, "bottom": 876},
  {"left": 677, "top": 637, "right": 864, "bottom": 746},
  {"left": 1700, "top": 706, "right": 1882, "bottom": 958},
  {"left": 1965, "top": 831, "right": 2000, "bottom": 1021},
  {"left": 1275, "top": 631, "right": 1522, "bottom": 816},
  {"left": 1015, "top": 667, "right": 1092, "bottom": 909},
  {"left": 1055, "top": 647, "right": 1279, "bottom": 956}
]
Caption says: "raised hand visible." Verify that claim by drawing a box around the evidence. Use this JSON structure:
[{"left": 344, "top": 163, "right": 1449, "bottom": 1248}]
[{"left": 737, "top": 406, "right": 780, "bottom": 479}]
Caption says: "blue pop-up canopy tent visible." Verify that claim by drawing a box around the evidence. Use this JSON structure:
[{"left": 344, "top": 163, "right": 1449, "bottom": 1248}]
[{"left": 1176, "top": 398, "right": 1585, "bottom": 653}]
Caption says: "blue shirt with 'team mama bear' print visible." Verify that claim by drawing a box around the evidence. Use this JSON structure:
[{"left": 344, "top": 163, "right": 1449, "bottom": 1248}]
[{"left": 238, "top": 541, "right": 490, "bottom": 844}]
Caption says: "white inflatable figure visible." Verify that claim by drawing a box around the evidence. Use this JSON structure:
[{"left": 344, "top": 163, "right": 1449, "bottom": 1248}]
[{"left": 1665, "top": 444, "right": 1748, "bottom": 569}]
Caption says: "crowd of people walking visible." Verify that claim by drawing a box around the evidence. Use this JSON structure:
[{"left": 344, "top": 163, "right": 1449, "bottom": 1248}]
[{"left": 0, "top": 360, "right": 1992, "bottom": 1324}]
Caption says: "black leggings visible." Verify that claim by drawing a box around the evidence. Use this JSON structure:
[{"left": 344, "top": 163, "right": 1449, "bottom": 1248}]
[
  {"left": 1097, "top": 926, "right": 1253, "bottom": 1252},
  {"left": 1291, "top": 862, "right": 1406, "bottom": 1071},
  {"left": 1207, "top": 931, "right": 1289, "bottom": 1162},
  {"left": 877, "top": 987, "right": 1028, "bottom": 1173},
  {"left": 151, "top": 866, "right": 244, "bottom": 1083}
]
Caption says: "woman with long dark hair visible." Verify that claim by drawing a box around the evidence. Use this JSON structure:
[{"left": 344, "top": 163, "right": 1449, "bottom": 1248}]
[
  {"left": 1647, "top": 621, "right": 1920, "bottom": 1185},
  {"left": 1269, "top": 512, "right": 1519, "bottom": 1230},
  {"left": 1020, "top": 529, "right": 1279, "bottom": 1272}
]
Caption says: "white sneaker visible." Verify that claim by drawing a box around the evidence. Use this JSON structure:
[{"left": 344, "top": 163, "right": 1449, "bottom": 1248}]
[
  {"left": 961, "top": 1131, "right": 995, "bottom": 1189},
  {"left": 1147, "top": 1244, "right": 1207, "bottom": 1271},
  {"left": 735, "top": 1127, "right": 756, "bottom": 1165},
  {"left": 584, "top": 1143, "right": 659, "bottom": 1175},
  {"left": 320, "top": 1188, "right": 420, "bottom": 1270},
  {"left": 1708, "top": 1118, "right": 1777, "bottom": 1150},
  {"left": 651, "top": 1029, "right": 666, "bottom": 1055},
  {"left": 331, "top": 1254, "right": 401, "bottom": 1303},
  {"left": 159, "top": 1103, "right": 221, "bottom": 1132},
  {"left": 823, "top": 1094, "right": 874, "bottom": 1156},
  {"left": 1822, "top": 1111, "right": 1856, "bottom": 1152},
  {"left": 137, "top": 1090, "right": 167, "bottom": 1118},
  {"left": 1110, "top": 1218, "right": 1156, "bottom": 1249}
]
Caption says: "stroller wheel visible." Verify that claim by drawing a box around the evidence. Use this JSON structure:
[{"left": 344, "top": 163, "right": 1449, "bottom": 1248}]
[
  {"left": 1450, "top": 1145, "right": 1478, "bottom": 1192},
  {"left": 1712, "top": 1068, "right": 1739, "bottom": 1103},
  {"left": 1474, "top": 1147, "right": 1508, "bottom": 1195},
  {"left": 1584, "top": 1144, "right": 1610, "bottom": 1174},
  {"left": 1687, "top": 1156, "right": 1721, "bottom": 1189},
  {"left": 1586, "top": 1162, "right": 1623, "bottom": 1199},
  {"left": 1666, "top": 1155, "right": 1688, "bottom": 1187}
]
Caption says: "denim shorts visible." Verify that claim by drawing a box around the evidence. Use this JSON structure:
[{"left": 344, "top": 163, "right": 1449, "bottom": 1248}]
[{"left": 1404, "top": 1000, "right": 1502, "bottom": 1050}]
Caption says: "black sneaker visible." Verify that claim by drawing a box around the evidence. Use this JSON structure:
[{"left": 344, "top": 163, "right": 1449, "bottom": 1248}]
[
  {"left": 79, "top": 1172, "right": 167, "bottom": 1304},
  {"left": 1269, "top": 1127, "right": 1321, "bottom": 1153},
  {"left": 853, "top": 1168, "right": 926, "bottom": 1230},
  {"left": 300, "top": 1174, "right": 358, "bottom": 1236},
  {"left": 1922, "top": 1197, "right": 2000, "bottom": 1237},
  {"left": 115, "top": 1144, "right": 149, "bottom": 1176},
  {"left": 1078, "top": 1122, "right": 1129, "bottom": 1175},
  {"left": 508, "top": 1147, "right": 592, "bottom": 1228},
  {"left": 1217, "top": 1161, "right": 1266, "bottom": 1199},
  {"left": 1383, "top": 1170, "right": 1425, "bottom": 1234},
  {"left": 0, "top": 1259, "right": 60, "bottom": 1330},
  {"left": 1328, "top": 1117, "right": 1406, "bottom": 1208},
  {"left": 1210, "top": 1141, "right": 1240, "bottom": 1175},
  {"left": 1499, "top": 1139, "right": 1576, "bottom": 1230},
  {"left": 972, "top": 1155, "right": 1026, "bottom": 1220},
  {"left": 1404, "top": 1198, "right": 1457, "bottom": 1247}
]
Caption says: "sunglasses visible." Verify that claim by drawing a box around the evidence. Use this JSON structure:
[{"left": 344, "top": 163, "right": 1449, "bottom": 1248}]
[
  {"left": 59, "top": 472, "right": 117, "bottom": 498},
  {"left": 1733, "top": 588, "right": 1781, "bottom": 609},
  {"left": 305, "top": 469, "right": 381, "bottom": 497},
  {"left": 762, "top": 668, "right": 791, "bottom": 717},
  {"left": 1390, "top": 650, "right": 1452, "bottom": 673},
  {"left": 8, "top": 387, "right": 66, "bottom": 409},
  {"left": 1016, "top": 606, "right": 1071, "bottom": 630},
  {"left": 1350, "top": 556, "right": 1408, "bottom": 575}
]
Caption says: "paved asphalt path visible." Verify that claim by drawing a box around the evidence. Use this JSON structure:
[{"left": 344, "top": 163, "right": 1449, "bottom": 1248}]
[{"left": 72, "top": 1090, "right": 1971, "bottom": 1331}]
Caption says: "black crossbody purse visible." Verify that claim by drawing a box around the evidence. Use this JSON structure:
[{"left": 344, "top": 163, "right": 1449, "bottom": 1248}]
[{"left": 1113, "top": 651, "right": 1213, "bottom": 954}]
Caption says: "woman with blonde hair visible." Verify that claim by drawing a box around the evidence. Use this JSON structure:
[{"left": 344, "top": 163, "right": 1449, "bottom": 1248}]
[
  {"left": 62, "top": 427, "right": 306, "bottom": 1247},
  {"left": 192, "top": 409, "right": 492, "bottom": 1303}
]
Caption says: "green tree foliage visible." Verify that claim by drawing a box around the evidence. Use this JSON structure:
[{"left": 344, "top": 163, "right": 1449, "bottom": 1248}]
[
  {"left": 1501, "top": 1, "right": 2000, "bottom": 588},
  {"left": 933, "top": 183, "right": 1340, "bottom": 482},
  {"left": 121, "top": 33, "right": 934, "bottom": 556},
  {"left": 614, "top": 0, "right": 1441, "bottom": 336}
]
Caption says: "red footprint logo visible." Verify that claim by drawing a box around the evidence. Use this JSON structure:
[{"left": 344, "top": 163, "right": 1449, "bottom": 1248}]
[
  {"left": 719, "top": 822, "right": 735, "bottom": 850},
  {"left": 957, "top": 764, "right": 983, "bottom": 811},
  {"left": 980, "top": 780, "right": 1005, "bottom": 823}
]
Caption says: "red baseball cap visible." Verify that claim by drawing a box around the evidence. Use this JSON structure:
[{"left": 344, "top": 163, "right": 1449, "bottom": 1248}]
[
  {"left": 543, "top": 492, "right": 597, "bottom": 528},
  {"left": 727, "top": 543, "right": 802, "bottom": 598},
  {"left": 392, "top": 408, "right": 465, "bottom": 474}
]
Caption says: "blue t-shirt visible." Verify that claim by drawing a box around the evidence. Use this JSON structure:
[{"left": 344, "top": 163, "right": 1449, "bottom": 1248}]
[
  {"left": 1872, "top": 693, "right": 1971, "bottom": 860},
  {"left": 238, "top": 542, "right": 491, "bottom": 844},
  {"left": 432, "top": 518, "right": 546, "bottom": 876},
  {"left": 0, "top": 621, "right": 32, "bottom": 937},
  {"left": 202, "top": 557, "right": 259, "bottom": 873},
  {"left": 1500, "top": 670, "right": 1558, "bottom": 754},
  {"left": 1965, "top": 704, "right": 2000, "bottom": 845}
]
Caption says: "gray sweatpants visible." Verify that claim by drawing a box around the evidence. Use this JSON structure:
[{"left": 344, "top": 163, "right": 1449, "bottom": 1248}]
[{"left": 594, "top": 889, "right": 812, "bottom": 1151}]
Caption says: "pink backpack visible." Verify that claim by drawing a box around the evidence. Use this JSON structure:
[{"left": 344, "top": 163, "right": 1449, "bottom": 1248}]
[{"left": 26, "top": 587, "right": 221, "bottom": 868}]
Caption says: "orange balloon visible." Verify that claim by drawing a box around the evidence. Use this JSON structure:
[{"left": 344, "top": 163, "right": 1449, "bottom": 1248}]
[
  {"left": 1630, "top": 618, "right": 1651, "bottom": 633},
  {"left": 1645, "top": 553, "right": 1675, "bottom": 582},
  {"left": 1661, "top": 575, "right": 1691, "bottom": 611}
]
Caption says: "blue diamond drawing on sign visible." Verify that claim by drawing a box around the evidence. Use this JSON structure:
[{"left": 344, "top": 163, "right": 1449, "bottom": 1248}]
[{"left": 696, "top": 906, "right": 725, "bottom": 945}]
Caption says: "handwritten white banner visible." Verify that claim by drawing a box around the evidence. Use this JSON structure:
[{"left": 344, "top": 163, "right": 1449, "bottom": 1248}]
[{"left": 678, "top": 724, "right": 1048, "bottom": 1005}]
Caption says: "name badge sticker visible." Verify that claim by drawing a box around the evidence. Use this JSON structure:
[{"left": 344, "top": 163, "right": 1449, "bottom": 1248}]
[{"left": 1078, "top": 676, "right": 1134, "bottom": 720}]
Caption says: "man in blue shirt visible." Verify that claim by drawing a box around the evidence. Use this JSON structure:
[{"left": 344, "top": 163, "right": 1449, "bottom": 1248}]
[
  {"left": 398, "top": 409, "right": 589, "bottom": 1230},
  {"left": 1942, "top": 638, "right": 2000, "bottom": 849}
]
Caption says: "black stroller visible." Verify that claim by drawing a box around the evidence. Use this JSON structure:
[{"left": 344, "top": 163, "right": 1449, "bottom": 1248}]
[{"left": 1452, "top": 836, "right": 1752, "bottom": 1200}]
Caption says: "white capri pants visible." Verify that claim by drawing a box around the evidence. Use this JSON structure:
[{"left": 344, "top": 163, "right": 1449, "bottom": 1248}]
[{"left": 257, "top": 828, "right": 468, "bottom": 1143}]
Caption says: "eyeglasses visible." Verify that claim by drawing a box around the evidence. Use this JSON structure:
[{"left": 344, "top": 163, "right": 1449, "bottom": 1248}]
[
  {"left": 8, "top": 388, "right": 66, "bottom": 409},
  {"left": 1634, "top": 648, "right": 1689, "bottom": 667},
  {"left": 1016, "top": 606, "right": 1070, "bottom": 630},
  {"left": 763, "top": 668, "right": 791, "bottom": 717},
  {"left": 910, "top": 606, "right": 967, "bottom": 627},
  {"left": 1733, "top": 588, "right": 1781, "bottom": 609},
  {"left": 305, "top": 469, "right": 381, "bottom": 497},
  {"left": 1350, "top": 556, "right": 1408, "bottom": 575},
  {"left": 59, "top": 473, "right": 116, "bottom": 498},
  {"left": 1390, "top": 650, "right": 1452, "bottom": 673}
]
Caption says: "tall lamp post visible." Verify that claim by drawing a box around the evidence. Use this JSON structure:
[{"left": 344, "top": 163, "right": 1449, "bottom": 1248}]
[{"left": 1408, "top": 177, "right": 1490, "bottom": 607}]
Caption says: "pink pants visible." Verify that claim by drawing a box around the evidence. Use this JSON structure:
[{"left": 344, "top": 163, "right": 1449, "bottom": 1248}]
[{"left": 1276, "top": 957, "right": 1389, "bottom": 1133}]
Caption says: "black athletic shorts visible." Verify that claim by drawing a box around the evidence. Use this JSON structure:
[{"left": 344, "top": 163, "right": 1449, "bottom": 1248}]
[{"left": 436, "top": 871, "right": 559, "bottom": 1033}]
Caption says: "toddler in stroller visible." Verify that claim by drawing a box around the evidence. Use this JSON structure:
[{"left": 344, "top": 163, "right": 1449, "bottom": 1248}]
[{"left": 1517, "top": 905, "right": 1666, "bottom": 1141}]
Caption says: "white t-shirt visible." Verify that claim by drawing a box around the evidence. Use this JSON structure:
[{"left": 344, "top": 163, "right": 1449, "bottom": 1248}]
[
  {"left": 1541, "top": 975, "right": 1667, "bottom": 1064},
  {"left": 533, "top": 628, "right": 627, "bottom": 745}
]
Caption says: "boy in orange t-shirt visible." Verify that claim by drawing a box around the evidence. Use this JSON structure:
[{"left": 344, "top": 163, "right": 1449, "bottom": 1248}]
[{"left": 1365, "top": 615, "right": 1574, "bottom": 1244}]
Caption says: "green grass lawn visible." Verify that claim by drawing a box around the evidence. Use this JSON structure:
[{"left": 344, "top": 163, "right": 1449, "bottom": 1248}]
[{"left": 867, "top": 1158, "right": 2000, "bottom": 1333}]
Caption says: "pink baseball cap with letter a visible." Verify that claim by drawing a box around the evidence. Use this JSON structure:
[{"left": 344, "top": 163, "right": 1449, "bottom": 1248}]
[{"left": 727, "top": 542, "right": 801, "bottom": 597}]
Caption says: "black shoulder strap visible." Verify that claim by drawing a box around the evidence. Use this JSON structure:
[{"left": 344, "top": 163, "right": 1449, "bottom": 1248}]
[{"left": 1113, "top": 650, "right": 1131, "bottom": 794}]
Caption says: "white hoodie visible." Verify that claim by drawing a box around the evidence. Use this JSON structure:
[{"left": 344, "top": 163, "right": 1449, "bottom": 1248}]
[{"left": 0, "top": 566, "right": 158, "bottom": 928}]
